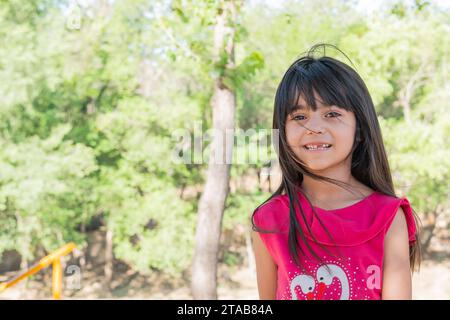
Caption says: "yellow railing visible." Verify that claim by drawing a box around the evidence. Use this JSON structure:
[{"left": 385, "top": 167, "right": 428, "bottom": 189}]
[{"left": 0, "top": 242, "right": 76, "bottom": 300}]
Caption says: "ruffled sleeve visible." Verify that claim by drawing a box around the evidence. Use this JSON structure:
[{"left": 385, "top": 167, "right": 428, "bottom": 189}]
[{"left": 252, "top": 196, "right": 290, "bottom": 264}]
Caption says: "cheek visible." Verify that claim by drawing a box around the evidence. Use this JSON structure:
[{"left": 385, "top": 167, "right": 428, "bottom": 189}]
[
  {"left": 336, "top": 125, "right": 357, "bottom": 152},
  {"left": 285, "top": 123, "right": 301, "bottom": 146}
]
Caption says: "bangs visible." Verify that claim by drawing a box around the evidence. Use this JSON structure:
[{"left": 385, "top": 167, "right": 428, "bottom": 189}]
[{"left": 284, "top": 58, "right": 356, "bottom": 115}]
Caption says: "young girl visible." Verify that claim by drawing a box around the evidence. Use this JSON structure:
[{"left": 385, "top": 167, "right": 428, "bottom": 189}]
[{"left": 251, "top": 45, "right": 421, "bottom": 300}]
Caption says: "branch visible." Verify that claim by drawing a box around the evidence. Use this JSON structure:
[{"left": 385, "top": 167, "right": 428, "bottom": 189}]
[{"left": 156, "top": 18, "right": 202, "bottom": 62}]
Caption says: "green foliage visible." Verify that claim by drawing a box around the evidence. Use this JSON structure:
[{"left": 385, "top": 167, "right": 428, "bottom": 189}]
[
  {"left": 380, "top": 104, "right": 450, "bottom": 214},
  {"left": 107, "top": 179, "right": 196, "bottom": 275},
  {"left": 223, "top": 190, "right": 271, "bottom": 230},
  {"left": 0, "top": 125, "right": 98, "bottom": 259},
  {"left": 223, "top": 251, "right": 240, "bottom": 266},
  {"left": 224, "top": 51, "right": 265, "bottom": 90}
]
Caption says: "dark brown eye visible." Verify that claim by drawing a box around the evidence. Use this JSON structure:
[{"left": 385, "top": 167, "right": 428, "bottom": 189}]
[
  {"left": 292, "top": 115, "right": 306, "bottom": 121},
  {"left": 326, "top": 112, "right": 341, "bottom": 118}
]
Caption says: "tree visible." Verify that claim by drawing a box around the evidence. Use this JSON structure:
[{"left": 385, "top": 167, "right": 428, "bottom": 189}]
[{"left": 191, "top": 0, "right": 243, "bottom": 300}]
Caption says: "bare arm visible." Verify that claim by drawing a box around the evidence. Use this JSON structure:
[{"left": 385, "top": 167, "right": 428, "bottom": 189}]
[
  {"left": 382, "top": 206, "right": 413, "bottom": 299},
  {"left": 251, "top": 230, "right": 277, "bottom": 299}
]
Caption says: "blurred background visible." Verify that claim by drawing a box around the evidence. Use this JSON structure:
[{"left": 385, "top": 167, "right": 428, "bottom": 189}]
[{"left": 0, "top": 0, "right": 449, "bottom": 299}]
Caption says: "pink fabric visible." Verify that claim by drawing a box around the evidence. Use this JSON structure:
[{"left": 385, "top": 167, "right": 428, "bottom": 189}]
[{"left": 253, "top": 190, "right": 417, "bottom": 300}]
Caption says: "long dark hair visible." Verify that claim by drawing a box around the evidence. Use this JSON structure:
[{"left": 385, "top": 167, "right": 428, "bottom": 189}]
[{"left": 251, "top": 44, "right": 421, "bottom": 272}]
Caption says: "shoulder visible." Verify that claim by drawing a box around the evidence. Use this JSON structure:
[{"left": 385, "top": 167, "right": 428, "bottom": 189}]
[
  {"left": 371, "top": 191, "right": 408, "bottom": 210},
  {"left": 355, "top": 191, "right": 417, "bottom": 244},
  {"left": 386, "top": 206, "right": 408, "bottom": 237},
  {"left": 381, "top": 195, "right": 417, "bottom": 245},
  {"left": 252, "top": 194, "right": 289, "bottom": 230}
]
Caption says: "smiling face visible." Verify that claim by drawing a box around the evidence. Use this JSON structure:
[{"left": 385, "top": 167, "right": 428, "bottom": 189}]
[{"left": 285, "top": 92, "right": 357, "bottom": 173}]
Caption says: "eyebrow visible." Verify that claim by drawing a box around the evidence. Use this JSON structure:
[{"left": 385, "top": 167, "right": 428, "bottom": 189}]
[{"left": 290, "top": 104, "right": 332, "bottom": 112}]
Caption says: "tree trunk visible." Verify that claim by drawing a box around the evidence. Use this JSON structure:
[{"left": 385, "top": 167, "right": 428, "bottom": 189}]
[
  {"left": 79, "top": 223, "right": 87, "bottom": 272},
  {"left": 104, "top": 228, "right": 113, "bottom": 290},
  {"left": 191, "top": 0, "right": 238, "bottom": 300}
]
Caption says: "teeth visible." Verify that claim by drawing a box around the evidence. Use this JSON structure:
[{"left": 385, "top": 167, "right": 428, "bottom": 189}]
[{"left": 305, "top": 144, "right": 331, "bottom": 150}]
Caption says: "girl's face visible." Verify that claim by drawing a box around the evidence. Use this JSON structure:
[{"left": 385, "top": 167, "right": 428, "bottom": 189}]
[{"left": 285, "top": 93, "right": 357, "bottom": 173}]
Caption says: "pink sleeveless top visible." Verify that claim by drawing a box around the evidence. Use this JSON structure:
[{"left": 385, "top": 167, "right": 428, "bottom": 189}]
[{"left": 253, "top": 190, "right": 417, "bottom": 300}]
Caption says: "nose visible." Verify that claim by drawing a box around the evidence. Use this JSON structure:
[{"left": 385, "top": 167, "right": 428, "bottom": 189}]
[{"left": 302, "top": 113, "right": 325, "bottom": 134}]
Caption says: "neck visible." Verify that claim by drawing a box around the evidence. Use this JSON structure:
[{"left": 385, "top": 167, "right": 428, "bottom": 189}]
[{"left": 300, "top": 165, "right": 360, "bottom": 202}]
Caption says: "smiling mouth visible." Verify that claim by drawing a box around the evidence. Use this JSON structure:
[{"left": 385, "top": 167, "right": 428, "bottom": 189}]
[{"left": 303, "top": 144, "right": 332, "bottom": 151}]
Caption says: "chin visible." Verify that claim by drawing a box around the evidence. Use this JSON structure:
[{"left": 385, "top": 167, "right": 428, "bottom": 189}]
[
  {"left": 303, "top": 161, "right": 335, "bottom": 173},
  {"left": 307, "top": 166, "right": 331, "bottom": 173}
]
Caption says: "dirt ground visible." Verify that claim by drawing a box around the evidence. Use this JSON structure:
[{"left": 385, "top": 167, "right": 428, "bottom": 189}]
[{"left": 1, "top": 254, "right": 449, "bottom": 300}]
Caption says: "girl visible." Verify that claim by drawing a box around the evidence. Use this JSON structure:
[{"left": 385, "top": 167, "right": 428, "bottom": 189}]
[{"left": 251, "top": 44, "right": 421, "bottom": 300}]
